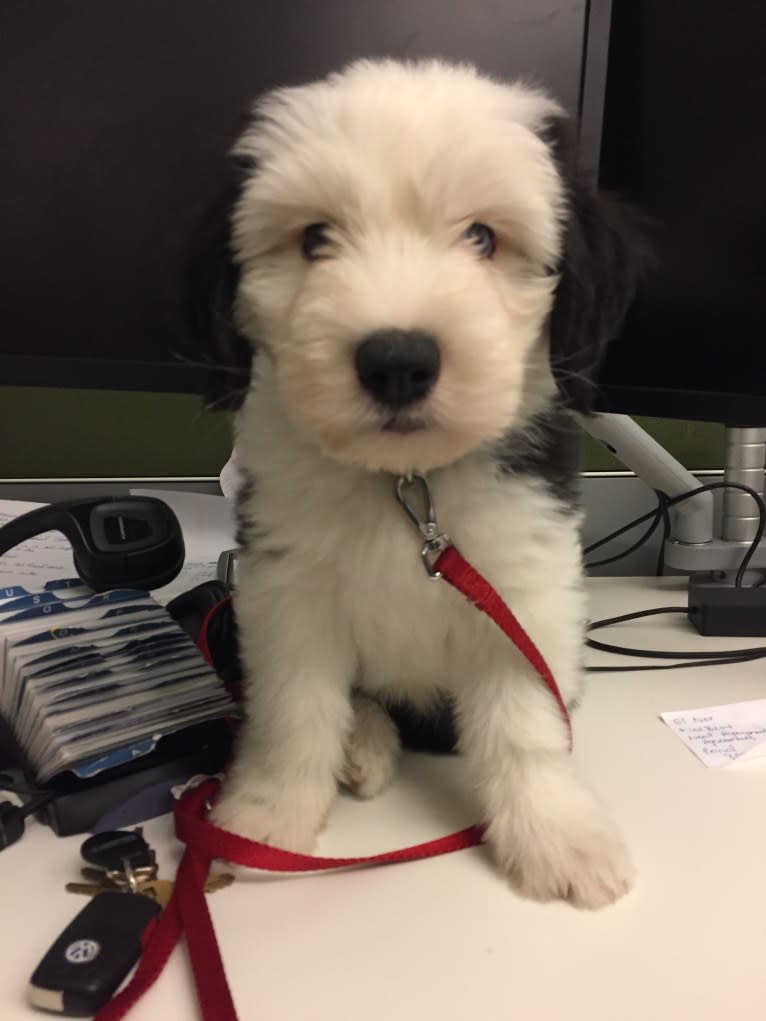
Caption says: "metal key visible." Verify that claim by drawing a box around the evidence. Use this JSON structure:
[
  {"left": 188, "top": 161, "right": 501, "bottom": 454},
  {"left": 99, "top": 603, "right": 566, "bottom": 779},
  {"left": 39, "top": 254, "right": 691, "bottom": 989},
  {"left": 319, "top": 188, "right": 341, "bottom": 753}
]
[
  {"left": 78, "top": 828, "right": 159, "bottom": 902},
  {"left": 65, "top": 878, "right": 122, "bottom": 897},
  {"left": 67, "top": 871, "right": 235, "bottom": 906},
  {"left": 68, "top": 829, "right": 234, "bottom": 910}
]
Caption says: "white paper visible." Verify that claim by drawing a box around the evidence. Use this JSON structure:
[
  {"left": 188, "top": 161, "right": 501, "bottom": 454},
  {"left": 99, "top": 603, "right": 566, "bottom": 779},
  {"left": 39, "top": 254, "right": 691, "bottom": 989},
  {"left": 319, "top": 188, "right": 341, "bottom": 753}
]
[
  {"left": 0, "top": 500, "right": 77, "bottom": 589},
  {"left": 661, "top": 700, "right": 766, "bottom": 767}
]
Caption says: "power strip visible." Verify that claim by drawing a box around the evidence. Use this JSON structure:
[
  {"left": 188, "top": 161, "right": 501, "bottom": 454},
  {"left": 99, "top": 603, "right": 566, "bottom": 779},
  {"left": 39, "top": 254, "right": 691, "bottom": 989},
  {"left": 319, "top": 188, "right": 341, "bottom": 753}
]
[{"left": 688, "top": 571, "right": 766, "bottom": 636}]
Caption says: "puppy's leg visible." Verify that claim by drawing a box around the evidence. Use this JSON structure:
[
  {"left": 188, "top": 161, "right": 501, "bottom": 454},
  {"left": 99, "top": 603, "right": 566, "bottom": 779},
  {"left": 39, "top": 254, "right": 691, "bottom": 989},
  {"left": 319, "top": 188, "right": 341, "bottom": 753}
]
[
  {"left": 211, "top": 567, "right": 356, "bottom": 852},
  {"left": 340, "top": 693, "right": 401, "bottom": 799},
  {"left": 456, "top": 608, "right": 633, "bottom": 909}
]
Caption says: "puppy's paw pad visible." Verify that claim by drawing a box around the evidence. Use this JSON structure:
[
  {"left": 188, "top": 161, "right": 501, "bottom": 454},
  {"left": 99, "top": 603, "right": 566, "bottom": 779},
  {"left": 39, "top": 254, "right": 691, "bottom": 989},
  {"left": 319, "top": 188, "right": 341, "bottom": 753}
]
[
  {"left": 340, "top": 698, "right": 401, "bottom": 799},
  {"left": 210, "top": 794, "right": 318, "bottom": 854},
  {"left": 514, "top": 826, "right": 634, "bottom": 909},
  {"left": 491, "top": 809, "right": 635, "bottom": 910}
]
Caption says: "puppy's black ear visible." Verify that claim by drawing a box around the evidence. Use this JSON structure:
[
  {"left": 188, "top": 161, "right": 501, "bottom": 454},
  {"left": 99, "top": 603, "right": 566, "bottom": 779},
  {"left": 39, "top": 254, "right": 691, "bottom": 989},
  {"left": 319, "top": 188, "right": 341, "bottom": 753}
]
[
  {"left": 545, "top": 120, "right": 643, "bottom": 413},
  {"left": 178, "top": 158, "right": 254, "bottom": 410}
]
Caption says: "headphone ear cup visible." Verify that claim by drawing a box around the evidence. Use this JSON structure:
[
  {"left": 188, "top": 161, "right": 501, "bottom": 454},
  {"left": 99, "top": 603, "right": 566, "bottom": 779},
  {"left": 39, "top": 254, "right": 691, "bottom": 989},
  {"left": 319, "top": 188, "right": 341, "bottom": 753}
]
[{"left": 71, "top": 548, "right": 97, "bottom": 591}]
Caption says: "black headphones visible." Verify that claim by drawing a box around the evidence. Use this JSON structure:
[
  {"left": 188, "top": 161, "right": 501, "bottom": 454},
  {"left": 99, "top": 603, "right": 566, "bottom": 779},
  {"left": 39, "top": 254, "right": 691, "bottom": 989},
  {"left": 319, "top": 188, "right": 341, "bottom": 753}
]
[{"left": 0, "top": 497, "right": 185, "bottom": 592}]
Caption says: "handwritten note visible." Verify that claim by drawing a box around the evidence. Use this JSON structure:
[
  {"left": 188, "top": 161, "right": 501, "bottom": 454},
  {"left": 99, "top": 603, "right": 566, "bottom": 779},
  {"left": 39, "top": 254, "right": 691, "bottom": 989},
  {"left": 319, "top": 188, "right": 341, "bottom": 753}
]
[{"left": 661, "top": 700, "right": 766, "bottom": 767}]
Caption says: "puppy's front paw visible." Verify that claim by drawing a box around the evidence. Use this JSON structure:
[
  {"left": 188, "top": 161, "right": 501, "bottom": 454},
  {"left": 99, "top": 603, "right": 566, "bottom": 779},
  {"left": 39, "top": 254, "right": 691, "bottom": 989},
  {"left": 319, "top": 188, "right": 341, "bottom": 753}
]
[
  {"left": 340, "top": 696, "right": 401, "bottom": 799},
  {"left": 489, "top": 798, "right": 635, "bottom": 910},
  {"left": 210, "top": 791, "right": 321, "bottom": 854}
]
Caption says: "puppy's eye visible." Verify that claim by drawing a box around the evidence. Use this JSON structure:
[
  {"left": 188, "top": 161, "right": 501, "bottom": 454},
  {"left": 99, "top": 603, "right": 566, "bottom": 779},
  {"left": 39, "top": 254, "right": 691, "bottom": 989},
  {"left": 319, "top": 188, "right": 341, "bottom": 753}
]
[
  {"left": 464, "top": 222, "right": 496, "bottom": 258},
  {"left": 302, "top": 222, "right": 331, "bottom": 261}
]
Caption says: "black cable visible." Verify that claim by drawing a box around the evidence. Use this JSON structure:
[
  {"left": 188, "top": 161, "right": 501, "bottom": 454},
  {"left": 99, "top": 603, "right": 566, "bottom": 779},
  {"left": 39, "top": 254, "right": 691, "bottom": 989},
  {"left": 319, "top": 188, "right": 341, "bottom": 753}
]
[
  {"left": 588, "top": 606, "right": 688, "bottom": 628},
  {"left": 587, "top": 654, "right": 764, "bottom": 673},
  {"left": 661, "top": 482, "right": 765, "bottom": 586},
  {"left": 655, "top": 494, "right": 671, "bottom": 577},
  {"left": 587, "top": 634, "right": 766, "bottom": 661},
  {"left": 16, "top": 791, "right": 53, "bottom": 817},
  {"left": 0, "top": 790, "right": 54, "bottom": 850},
  {"left": 585, "top": 495, "right": 665, "bottom": 569},
  {"left": 583, "top": 481, "right": 765, "bottom": 585},
  {"left": 583, "top": 505, "right": 659, "bottom": 557},
  {"left": 584, "top": 604, "right": 766, "bottom": 672},
  {"left": 0, "top": 773, "right": 47, "bottom": 798}
]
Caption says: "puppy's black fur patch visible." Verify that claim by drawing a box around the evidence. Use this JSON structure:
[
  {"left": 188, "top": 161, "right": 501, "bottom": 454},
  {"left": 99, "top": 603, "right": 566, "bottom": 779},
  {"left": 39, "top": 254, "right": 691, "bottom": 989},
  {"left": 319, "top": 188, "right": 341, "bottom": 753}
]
[
  {"left": 233, "top": 468, "right": 257, "bottom": 551},
  {"left": 387, "top": 694, "right": 458, "bottom": 753},
  {"left": 541, "top": 116, "right": 644, "bottom": 413},
  {"left": 495, "top": 407, "right": 581, "bottom": 505}
]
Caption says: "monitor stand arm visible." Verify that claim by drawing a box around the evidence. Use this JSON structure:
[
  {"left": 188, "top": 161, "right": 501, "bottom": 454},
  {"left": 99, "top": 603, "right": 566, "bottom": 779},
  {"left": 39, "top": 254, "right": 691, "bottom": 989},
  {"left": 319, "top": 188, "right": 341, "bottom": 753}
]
[
  {"left": 581, "top": 413, "right": 714, "bottom": 543},
  {"left": 580, "top": 414, "right": 766, "bottom": 572},
  {"left": 721, "top": 427, "right": 766, "bottom": 544}
]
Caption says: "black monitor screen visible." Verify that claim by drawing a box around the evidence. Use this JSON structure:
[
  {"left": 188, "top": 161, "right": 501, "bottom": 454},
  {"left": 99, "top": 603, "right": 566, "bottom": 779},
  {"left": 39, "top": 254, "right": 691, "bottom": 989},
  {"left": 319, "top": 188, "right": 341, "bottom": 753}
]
[
  {"left": 0, "top": 0, "right": 602, "bottom": 395},
  {"left": 597, "top": 0, "right": 766, "bottom": 425}
]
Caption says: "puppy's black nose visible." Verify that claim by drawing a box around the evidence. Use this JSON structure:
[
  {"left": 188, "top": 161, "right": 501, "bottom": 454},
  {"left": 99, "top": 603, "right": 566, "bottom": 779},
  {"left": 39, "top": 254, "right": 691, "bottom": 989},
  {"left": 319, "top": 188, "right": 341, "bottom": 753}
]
[{"left": 354, "top": 329, "right": 441, "bottom": 407}]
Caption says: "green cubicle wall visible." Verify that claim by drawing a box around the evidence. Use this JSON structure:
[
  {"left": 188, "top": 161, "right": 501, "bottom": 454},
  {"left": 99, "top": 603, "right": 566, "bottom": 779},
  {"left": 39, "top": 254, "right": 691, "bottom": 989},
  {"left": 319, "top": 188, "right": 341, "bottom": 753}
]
[{"left": 0, "top": 386, "right": 725, "bottom": 479}]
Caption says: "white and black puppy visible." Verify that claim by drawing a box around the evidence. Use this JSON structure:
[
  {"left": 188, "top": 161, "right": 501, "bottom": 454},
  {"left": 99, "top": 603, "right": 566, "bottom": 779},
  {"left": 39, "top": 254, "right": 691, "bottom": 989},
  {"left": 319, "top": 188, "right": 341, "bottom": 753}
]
[{"left": 185, "top": 59, "right": 640, "bottom": 908}]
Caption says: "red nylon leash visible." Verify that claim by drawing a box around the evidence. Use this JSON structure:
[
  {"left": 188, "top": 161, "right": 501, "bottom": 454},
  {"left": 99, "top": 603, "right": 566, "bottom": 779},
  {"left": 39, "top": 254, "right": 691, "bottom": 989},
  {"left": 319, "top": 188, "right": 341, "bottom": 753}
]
[
  {"left": 95, "top": 543, "right": 571, "bottom": 1021},
  {"left": 94, "top": 779, "right": 485, "bottom": 1021},
  {"left": 174, "top": 778, "right": 485, "bottom": 873},
  {"left": 196, "top": 594, "right": 233, "bottom": 667},
  {"left": 436, "top": 546, "right": 573, "bottom": 750}
]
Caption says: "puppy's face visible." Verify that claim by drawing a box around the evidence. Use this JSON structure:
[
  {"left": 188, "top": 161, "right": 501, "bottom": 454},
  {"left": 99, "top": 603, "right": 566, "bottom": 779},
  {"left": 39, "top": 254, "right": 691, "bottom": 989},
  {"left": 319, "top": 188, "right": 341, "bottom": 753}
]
[{"left": 230, "top": 62, "right": 566, "bottom": 475}]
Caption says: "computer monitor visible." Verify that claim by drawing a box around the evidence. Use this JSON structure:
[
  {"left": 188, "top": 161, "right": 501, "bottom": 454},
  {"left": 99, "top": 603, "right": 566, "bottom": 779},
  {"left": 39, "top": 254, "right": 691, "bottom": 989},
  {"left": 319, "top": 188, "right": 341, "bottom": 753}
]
[
  {"left": 586, "top": 0, "right": 766, "bottom": 573},
  {"left": 0, "top": 0, "right": 609, "bottom": 394},
  {"left": 595, "top": 0, "right": 766, "bottom": 429}
]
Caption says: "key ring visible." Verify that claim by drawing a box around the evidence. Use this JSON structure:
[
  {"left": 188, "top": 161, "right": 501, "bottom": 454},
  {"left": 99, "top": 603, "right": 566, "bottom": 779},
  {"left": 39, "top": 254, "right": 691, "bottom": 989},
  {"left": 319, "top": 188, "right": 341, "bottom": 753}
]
[{"left": 122, "top": 859, "right": 139, "bottom": 893}]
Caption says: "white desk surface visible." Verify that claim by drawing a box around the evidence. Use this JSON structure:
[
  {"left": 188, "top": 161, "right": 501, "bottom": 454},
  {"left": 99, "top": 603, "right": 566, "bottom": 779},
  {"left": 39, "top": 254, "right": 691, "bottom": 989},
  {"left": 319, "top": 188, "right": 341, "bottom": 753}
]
[{"left": 2, "top": 577, "right": 765, "bottom": 1021}]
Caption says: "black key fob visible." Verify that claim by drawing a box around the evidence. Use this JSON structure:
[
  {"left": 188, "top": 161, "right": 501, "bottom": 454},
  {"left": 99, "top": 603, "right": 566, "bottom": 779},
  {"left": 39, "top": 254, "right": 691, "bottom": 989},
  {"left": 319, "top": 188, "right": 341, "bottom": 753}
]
[
  {"left": 27, "top": 892, "right": 161, "bottom": 1016},
  {"left": 80, "top": 829, "right": 155, "bottom": 872}
]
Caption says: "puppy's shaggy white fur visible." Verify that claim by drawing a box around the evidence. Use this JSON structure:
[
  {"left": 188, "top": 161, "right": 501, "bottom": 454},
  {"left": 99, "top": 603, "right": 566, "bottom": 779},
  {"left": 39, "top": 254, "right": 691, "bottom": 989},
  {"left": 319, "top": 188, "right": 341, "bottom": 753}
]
[{"left": 189, "top": 60, "right": 639, "bottom": 908}]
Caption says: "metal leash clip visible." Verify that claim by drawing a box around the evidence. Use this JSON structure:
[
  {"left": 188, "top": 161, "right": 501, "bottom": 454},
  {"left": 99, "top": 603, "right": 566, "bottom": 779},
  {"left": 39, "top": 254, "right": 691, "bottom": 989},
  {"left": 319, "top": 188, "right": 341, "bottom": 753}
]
[{"left": 395, "top": 474, "right": 453, "bottom": 579}]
